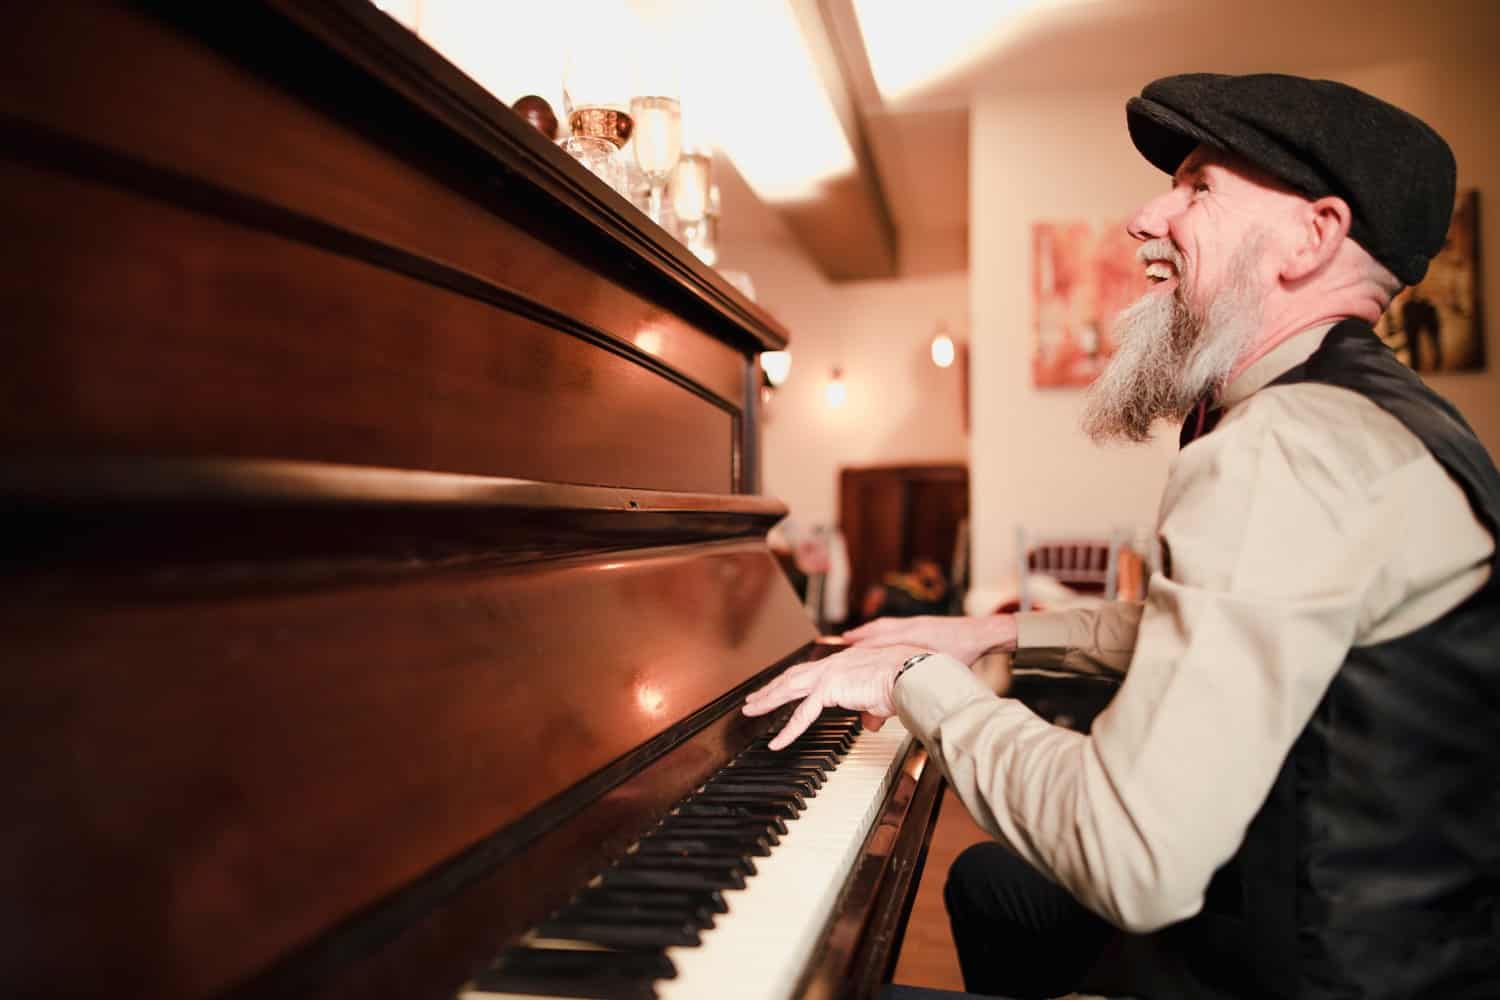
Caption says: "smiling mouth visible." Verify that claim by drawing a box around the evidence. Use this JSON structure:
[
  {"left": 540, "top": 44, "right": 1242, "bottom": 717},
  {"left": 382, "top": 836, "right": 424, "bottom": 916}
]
[{"left": 1144, "top": 261, "right": 1177, "bottom": 285}]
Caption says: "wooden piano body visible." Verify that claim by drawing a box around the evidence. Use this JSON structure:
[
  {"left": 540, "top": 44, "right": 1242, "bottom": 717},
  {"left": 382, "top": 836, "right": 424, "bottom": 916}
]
[{"left": 0, "top": 3, "right": 942, "bottom": 997}]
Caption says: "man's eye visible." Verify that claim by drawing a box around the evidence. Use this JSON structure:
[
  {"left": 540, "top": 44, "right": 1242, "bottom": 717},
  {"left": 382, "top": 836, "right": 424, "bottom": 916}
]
[{"left": 1192, "top": 182, "right": 1210, "bottom": 195}]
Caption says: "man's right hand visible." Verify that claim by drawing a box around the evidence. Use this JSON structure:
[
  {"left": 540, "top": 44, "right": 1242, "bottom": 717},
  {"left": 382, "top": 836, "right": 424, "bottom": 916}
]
[{"left": 842, "top": 614, "right": 1019, "bottom": 668}]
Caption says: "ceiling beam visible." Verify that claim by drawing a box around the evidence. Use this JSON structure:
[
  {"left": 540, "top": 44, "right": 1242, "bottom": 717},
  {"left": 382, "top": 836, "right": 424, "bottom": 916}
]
[{"left": 781, "top": 0, "right": 898, "bottom": 280}]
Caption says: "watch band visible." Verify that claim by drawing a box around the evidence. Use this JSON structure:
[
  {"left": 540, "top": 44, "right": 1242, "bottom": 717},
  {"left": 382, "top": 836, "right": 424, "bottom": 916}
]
[{"left": 894, "top": 651, "right": 935, "bottom": 687}]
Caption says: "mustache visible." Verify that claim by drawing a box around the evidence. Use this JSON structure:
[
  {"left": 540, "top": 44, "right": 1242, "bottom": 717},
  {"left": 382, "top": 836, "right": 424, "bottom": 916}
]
[{"left": 1137, "top": 238, "right": 1185, "bottom": 270}]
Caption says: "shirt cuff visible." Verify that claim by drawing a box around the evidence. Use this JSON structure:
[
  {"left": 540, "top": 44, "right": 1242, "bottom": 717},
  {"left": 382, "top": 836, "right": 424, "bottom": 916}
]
[{"left": 892, "top": 653, "right": 995, "bottom": 742}]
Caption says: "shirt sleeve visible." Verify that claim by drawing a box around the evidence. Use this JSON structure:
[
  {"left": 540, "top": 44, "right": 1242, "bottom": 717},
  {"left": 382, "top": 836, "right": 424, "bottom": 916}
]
[
  {"left": 893, "top": 387, "right": 1485, "bottom": 932},
  {"left": 1013, "top": 603, "right": 1144, "bottom": 676}
]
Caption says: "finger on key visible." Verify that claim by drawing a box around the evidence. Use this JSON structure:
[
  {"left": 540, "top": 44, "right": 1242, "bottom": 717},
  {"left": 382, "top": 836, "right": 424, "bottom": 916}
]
[
  {"left": 742, "top": 667, "right": 793, "bottom": 712},
  {"left": 744, "top": 663, "right": 818, "bottom": 716},
  {"left": 767, "top": 694, "right": 824, "bottom": 751}
]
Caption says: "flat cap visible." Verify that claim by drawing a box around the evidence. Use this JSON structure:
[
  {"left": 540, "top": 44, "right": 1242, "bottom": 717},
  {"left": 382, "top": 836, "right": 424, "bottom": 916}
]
[{"left": 1126, "top": 73, "right": 1455, "bottom": 286}]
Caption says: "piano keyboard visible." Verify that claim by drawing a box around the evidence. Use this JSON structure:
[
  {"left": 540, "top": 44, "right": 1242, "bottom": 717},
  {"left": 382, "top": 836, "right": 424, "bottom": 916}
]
[{"left": 463, "top": 711, "right": 913, "bottom": 1000}]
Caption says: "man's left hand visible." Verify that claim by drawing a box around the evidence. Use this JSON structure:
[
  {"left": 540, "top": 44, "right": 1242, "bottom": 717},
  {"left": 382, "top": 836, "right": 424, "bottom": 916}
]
[{"left": 742, "top": 643, "right": 927, "bottom": 750}]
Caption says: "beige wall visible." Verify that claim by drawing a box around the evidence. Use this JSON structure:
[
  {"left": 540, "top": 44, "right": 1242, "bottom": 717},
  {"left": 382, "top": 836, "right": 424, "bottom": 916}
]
[
  {"left": 968, "top": 51, "right": 1500, "bottom": 610},
  {"left": 717, "top": 235, "right": 969, "bottom": 533},
  {"left": 968, "top": 87, "right": 1175, "bottom": 610}
]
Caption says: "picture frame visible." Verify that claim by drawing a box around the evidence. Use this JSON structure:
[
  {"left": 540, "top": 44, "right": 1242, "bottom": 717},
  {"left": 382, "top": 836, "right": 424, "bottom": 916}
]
[{"left": 1376, "top": 189, "right": 1484, "bottom": 373}]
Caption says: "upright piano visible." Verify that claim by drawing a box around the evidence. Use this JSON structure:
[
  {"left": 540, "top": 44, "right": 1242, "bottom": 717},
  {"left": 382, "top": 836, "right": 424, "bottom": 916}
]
[{"left": 0, "top": 3, "right": 944, "bottom": 997}]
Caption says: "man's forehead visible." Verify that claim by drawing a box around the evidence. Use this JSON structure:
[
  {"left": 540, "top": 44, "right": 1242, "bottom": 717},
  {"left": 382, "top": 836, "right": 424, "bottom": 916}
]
[
  {"left": 1174, "top": 144, "right": 1237, "bottom": 179},
  {"left": 1173, "top": 143, "right": 1299, "bottom": 196}
]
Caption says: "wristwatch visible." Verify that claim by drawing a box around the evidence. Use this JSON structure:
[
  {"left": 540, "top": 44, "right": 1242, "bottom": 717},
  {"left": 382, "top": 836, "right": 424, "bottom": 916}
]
[{"left": 894, "top": 651, "right": 935, "bottom": 687}]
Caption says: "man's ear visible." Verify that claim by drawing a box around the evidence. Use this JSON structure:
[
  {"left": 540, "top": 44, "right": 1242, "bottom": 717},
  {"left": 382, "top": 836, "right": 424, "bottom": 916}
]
[{"left": 1281, "top": 195, "right": 1352, "bottom": 282}]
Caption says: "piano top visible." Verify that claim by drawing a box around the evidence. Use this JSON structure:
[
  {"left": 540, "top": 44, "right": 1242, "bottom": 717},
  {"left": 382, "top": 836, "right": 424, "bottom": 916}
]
[{"left": 3, "top": 0, "right": 784, "bottom": 496}]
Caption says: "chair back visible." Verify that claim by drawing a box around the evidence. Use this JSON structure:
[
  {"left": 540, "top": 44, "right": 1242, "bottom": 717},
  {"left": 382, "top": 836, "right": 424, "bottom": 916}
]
[{"left": 1016, "top": 527, "right": 1122, "bottom": 611}]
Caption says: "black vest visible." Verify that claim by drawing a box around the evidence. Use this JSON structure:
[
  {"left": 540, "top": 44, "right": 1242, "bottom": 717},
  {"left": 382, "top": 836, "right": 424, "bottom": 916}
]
[{"left": 1170, "top": 320, "right": 1500, "bottom": 998}]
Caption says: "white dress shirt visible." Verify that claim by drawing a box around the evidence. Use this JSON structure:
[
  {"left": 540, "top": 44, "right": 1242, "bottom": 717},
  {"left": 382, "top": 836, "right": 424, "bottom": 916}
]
[{"left": 893, "top": 324, "right": 1494, "bottom": 931}]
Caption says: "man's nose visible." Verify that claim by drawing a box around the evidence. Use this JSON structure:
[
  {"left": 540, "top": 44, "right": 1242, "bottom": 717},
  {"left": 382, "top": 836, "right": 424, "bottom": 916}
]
[{"left": 1128, "top": 191, "right": 1174, "bottom": 241}]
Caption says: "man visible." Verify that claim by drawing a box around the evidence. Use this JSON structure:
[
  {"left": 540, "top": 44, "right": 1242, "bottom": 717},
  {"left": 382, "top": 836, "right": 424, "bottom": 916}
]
[{"left": 745, "top": 73, "right": 1499, "bottom": 999}]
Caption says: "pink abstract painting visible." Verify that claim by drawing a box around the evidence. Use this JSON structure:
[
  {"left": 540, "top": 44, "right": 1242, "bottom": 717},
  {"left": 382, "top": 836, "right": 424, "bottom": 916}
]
[{"left": 1032, "top": 221, "right": 1149, "bottom": 388}]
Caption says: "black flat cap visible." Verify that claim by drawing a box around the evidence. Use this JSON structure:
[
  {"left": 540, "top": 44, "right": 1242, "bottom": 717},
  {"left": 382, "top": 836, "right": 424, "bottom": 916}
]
[{"left": 1126, "top": 73, "right": 1455, "bottom": 286}]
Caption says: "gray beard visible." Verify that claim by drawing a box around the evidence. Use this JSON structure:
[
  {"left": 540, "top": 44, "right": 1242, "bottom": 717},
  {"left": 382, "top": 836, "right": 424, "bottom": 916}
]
[{"left": 1082, "top": 237, "right": 1265, "bottom": 443}]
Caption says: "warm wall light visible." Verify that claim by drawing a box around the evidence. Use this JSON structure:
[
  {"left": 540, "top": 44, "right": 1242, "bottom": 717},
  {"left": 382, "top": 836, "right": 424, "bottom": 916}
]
[
  {"left": 760, "top": 350, "right": 792, "bottom": 387},
  {"left": 930, "top": 330, "right": 956, "bottom": 368},
  {"left": 824, "top": 367, "right": 847, "bottom": 408}
]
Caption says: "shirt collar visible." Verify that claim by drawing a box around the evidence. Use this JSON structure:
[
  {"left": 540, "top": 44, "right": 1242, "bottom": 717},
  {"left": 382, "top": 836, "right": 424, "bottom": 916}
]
[{"left": 1220, "top": 323, "right": 1337, "bottom": 410}]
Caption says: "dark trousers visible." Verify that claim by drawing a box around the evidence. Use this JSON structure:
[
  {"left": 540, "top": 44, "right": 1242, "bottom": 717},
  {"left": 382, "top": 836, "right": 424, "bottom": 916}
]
[
  {"left": 943, "top": 842, "right": 1215, "bottom": 1000},
  {"left": 942, "top": 842, "right": 1115, "bottom": 999}
]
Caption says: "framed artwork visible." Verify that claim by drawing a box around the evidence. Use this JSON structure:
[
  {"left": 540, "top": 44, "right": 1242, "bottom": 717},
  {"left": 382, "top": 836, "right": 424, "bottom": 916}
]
[
  {"left": 1031, "top": 220, "right": 1149, "bottom": 387},
  {"left": 1376, "top": 189, "right": 1484, "bottom": 372}
]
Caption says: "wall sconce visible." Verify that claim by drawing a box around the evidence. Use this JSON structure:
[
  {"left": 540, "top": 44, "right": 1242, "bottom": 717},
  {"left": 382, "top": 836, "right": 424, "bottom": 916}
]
[
  {"left": 759, "top": 350, "right": 791, "bottom": 409},
  {"left": 760, "top": 350, "right": 792, "bottom": 388},
  {"left": 930, "top": 324, "right": 957, "bottom": 368},
  {"left": 824, "top": 367, "right": 847, "bottom": 408},
  {"left": 927, "top": 323, "right": 970, "bottom": 434}
]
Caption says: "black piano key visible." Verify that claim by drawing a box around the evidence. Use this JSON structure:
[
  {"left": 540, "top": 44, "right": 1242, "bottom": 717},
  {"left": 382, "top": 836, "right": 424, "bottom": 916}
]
[
  {"left": 727, "top": 758, "right": 829, "bottom": 773},
  {"left": 602, "top": 866, "right": 745, "bottom": 892},
  {"left": 726, "top": 761, "right": 832, "bottom": 775},
  {"left": 778, "top": 735, "right": 854, "bottom": 751},
  {"left": 802, "top": 721, "right": 860, "bottom": 735},
  {"left": 618, "top": 851, "right": 756, "bottom": 878},
  {"left": 699, "top": 778, "right": 809, "bottom": 798},
  {"left": 474, "top": 947, "right": 672, "bottom": 999},
  {"left": 756, "top": 731, "right": 852, "bottom": 746},
  {"left": 724, "top": 764, "right": 826, "bottom": 787},
  {"left": 770, "top": 732, "right": 846, "bottom": 744},
  {"left": 702, "top": 781, "right": 808, "bottom": 806},
  {"left": 533, "top": 918, "right": 700, "bottom": 949},
  {"left": 736, "top": 750, "right": 839, "bottom": 769},
  {"left": 702, "top": 785, "right": 810, "bottom": 809},
  {"left": 768, "top": 732, "right": 855, "bottom": 745},
  {"left": 711, "top": 768, "right": 821, "bottom": 787},
  {"left": 579, "top": 886, "right": 728, "bottom": 916},
  {"left": 635, "top": 834, "right": 773, "bottom": 857},
  {"left": 652, "top": 821, "right": 780, "bottom": 845},
  {"left": 766, "top": 745, "right": 846, "bottom": 760},
  {"left": 562, "top": 899, "right": 714, "bottom": 930},
  {"left": 671, "top": 803, "right": 789, "bottom": 832},
  {"left": 687, "top": 794, "right": 800, "bottom": 818},
  {"left": 705, "top": 774, "right": 817, "bottom": 796}
]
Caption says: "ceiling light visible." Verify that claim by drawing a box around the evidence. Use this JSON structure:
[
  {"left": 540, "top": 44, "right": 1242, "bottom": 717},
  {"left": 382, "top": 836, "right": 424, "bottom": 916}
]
[
  {"left": 851, "top": 0, "right": 1083, "bottom": 101},
  {"left": 662, "top": 0, "right": 855, "bottom": 202},
  {"left": 410, "top": 0, "right": 856, "bottom": 205}
]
